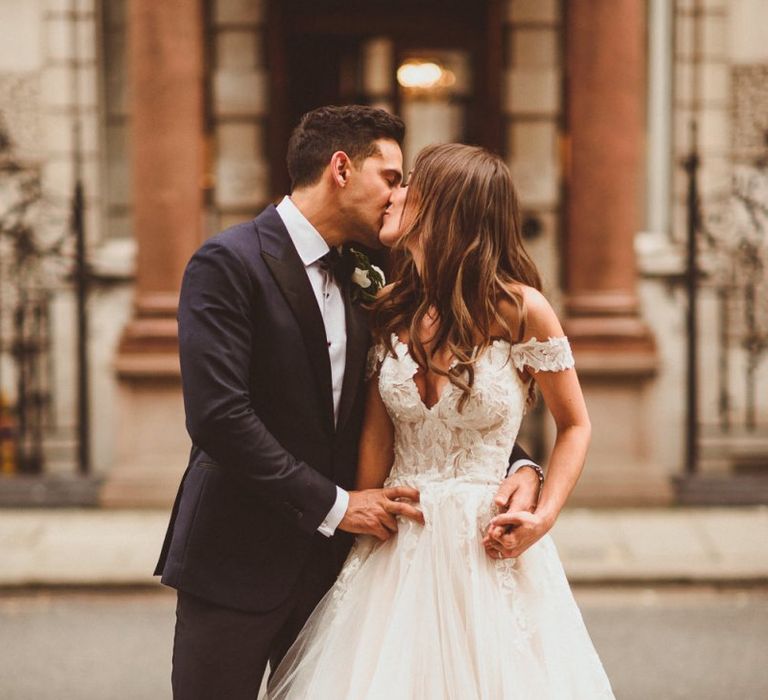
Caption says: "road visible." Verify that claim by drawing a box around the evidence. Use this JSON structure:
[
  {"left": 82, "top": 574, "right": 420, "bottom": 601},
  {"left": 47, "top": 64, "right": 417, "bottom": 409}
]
[{"left": 0, "top": 585, "right": 766, "bottom": 699}]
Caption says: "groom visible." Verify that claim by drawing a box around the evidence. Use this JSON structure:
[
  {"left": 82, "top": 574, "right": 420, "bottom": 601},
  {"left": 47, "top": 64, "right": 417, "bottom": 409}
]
[{"left": 155, "top": 105, "right": 541, "bottom": 699}]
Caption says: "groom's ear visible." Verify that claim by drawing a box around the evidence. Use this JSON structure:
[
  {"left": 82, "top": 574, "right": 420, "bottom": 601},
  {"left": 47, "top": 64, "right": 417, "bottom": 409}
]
[{"left": 330, "top": 151, "right": 351, "bottom": 188}]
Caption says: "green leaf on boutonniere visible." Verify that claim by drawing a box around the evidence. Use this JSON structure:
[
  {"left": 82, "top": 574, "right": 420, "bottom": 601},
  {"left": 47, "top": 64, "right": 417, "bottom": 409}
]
[{"left": 349, "top": 248, "right": 386, "bottom": 304}]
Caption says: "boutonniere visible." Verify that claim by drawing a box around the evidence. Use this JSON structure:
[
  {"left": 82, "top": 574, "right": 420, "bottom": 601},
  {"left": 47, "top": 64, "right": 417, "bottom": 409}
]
[{"left": 348, "top": 248, "right": 386, "bottom": 304}]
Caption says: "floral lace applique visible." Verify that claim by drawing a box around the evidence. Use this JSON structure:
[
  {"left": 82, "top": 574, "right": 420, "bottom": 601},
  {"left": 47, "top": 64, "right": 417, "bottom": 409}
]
[
  {"left": 365, "top": 344, "right": 388, "bottom": 381},
  {"left": 494, "top": 556, "right": 532, "bottom": 645},
  {"left": 329, "top": 539, "right": 371, "bottom": 618},
  {"left": 509, "top": 336, "right": 574, "bottom": 373}
]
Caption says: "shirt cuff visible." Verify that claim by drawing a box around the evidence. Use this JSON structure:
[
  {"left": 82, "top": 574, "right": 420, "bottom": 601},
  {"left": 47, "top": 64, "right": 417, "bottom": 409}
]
[
  {"left": 506, "top": 458, "right": 539, "bottom": 477},
  {"left": 317, "top": 486, "right": 349, "bottom": 537}
]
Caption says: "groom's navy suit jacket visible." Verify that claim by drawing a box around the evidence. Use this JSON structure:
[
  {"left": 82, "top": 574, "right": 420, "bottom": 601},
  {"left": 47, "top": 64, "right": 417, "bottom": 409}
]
[{"left": 155, "top": 205, "right": 366, "bottom": 613}]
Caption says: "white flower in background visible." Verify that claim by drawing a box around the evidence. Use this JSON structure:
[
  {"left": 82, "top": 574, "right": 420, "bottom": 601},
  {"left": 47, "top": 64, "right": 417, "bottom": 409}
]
[{"left": 352, "top": 267, "right": 372, "bottom": 288}]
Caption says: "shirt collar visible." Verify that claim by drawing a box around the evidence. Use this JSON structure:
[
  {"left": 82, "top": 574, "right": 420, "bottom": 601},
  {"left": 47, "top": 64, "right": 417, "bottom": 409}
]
[{"left": 275, "top": 195, "right": 330, "bottom": 267}]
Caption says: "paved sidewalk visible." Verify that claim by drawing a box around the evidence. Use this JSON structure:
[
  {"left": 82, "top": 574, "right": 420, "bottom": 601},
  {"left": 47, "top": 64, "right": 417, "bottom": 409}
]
[{"left": 1, "top": 507, "right": 766, "bottom": 586}]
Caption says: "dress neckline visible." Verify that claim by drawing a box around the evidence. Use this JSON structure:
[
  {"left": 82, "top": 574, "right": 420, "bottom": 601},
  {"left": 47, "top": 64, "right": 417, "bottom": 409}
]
[{"left": 390, "top": 334, "right": 512, "bottom": 413}]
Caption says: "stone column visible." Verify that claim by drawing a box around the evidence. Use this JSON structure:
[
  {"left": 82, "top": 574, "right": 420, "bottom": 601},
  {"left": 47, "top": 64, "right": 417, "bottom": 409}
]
[
  {"left": 101, "top": 0, "right": 204, "bottom": 506},
  {"left": 562, "top": 0, "right": 667, "bottom": 504}
]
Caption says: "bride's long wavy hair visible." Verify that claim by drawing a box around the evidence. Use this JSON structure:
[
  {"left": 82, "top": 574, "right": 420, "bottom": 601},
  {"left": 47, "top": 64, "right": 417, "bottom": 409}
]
[{"left": 370, "top": 143, "right": 542, "bottom": 409}]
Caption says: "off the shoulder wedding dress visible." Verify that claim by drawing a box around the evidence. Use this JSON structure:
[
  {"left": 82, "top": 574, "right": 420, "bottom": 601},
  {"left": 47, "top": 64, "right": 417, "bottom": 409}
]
[{"left": 267, "top": 336, "right": 614, "bottom": 699}]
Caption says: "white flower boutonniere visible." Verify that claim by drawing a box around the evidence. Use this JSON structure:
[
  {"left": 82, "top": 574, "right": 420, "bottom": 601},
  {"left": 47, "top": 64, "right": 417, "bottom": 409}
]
[{"left": 349, "top": 248, "right": 385, "bottom": 303}]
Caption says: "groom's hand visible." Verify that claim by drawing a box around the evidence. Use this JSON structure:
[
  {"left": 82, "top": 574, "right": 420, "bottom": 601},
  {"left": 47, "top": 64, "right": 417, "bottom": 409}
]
[
  {"left": 493, "top": 467, "right": 540, "bottom": 515},
  {"left": 484, "top": 467, "right": 540, "bottom": 559},
  {"left": 339, "top": 487, "right": 423, "bottom": 541}
]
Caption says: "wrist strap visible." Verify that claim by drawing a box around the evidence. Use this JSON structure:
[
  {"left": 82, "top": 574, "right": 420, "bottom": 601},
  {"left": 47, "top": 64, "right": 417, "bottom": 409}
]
[{"left": 516, "top": 463, "right": 544, "bottom": 488}]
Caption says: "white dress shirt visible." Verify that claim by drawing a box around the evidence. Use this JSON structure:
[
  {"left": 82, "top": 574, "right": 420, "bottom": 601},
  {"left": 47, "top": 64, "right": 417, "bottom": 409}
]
[
  {"left": 509, "top": 459, "right": 538, "bottom": 475},
  {"left": 275, "top": 196, "right": 349, "bottom": 536}
]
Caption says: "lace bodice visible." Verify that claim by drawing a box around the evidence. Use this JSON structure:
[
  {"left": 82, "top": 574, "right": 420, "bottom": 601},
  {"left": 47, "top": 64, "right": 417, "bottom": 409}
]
[{"left": 368, "top": 335, "right": 574, "bottom": 487}]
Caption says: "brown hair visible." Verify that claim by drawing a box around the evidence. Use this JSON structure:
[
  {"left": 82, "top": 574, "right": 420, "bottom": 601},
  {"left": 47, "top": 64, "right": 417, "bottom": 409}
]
[
  {"left": 286, "top": 105, "right": 405, "bottom": 190},
  {"left": 370, "top": 143, "right": 542, "bottom": 409}
]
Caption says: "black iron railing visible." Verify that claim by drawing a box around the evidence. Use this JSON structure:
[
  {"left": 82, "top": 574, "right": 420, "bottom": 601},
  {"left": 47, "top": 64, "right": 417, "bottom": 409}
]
[{"left": 684, "top": 128, "right": 768, "bottom": 479}]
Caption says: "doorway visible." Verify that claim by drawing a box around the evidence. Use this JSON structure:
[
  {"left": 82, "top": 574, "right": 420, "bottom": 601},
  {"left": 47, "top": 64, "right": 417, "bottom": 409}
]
[{"left": 266, "top": 0, "right": 504, "bottom": 195}]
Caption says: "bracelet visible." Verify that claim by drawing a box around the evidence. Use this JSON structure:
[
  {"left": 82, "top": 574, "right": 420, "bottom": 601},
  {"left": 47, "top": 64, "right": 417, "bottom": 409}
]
[{"left": 515, "top": 463, "right": 544, "bottom": 489}]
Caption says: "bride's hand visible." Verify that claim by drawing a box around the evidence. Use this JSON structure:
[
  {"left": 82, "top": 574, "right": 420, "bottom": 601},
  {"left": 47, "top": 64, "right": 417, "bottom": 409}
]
[{"left": 482, "top": 511, "right": 552, "bottom": 560}]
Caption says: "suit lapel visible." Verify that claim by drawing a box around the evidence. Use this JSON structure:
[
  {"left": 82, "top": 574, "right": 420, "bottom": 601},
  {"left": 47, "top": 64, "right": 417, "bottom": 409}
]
[
  {"left": 257, "top": 207, "right": 335, "bottom": 432},
  {"left": 336, "top": 280, "right": 369, "bottom": 435}
]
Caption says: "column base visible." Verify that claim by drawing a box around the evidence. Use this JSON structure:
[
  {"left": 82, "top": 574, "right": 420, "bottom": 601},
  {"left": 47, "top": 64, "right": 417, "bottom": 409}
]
[
  {"left": 555, "top": 306, "right": 666, "bottom": 504},
  {"left": 567, "top": 370, "right": 673, "bottom": 506},
  {"left": 564, "top": 311, "right": 658, "bottom": 377},
  {"left": 100, "top": 372, "right": 188, "bottom": 508}
]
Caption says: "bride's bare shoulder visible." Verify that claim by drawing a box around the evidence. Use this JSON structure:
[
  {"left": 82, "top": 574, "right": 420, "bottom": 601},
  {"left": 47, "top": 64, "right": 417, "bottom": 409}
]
[{"left": 497, "top": 284, "right": 564, "bottom": 342}]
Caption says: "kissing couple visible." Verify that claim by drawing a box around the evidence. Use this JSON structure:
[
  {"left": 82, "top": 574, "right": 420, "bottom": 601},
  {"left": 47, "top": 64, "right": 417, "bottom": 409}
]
[{"left": 156, "top": 105, "right": 614, "bottom": 699}]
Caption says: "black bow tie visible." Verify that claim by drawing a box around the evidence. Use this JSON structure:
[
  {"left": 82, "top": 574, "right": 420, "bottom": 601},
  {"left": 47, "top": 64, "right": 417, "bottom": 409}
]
[{"left": 320, "top": 248, "right": 347, "bottom": 285}]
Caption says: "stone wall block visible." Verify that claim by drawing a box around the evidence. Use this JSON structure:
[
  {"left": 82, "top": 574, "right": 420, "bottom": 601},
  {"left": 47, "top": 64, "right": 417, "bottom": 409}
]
[
  {"left": 698, "top": 108, "right": 730, "bottom": 152},
  {"left": 217, "top": 30, "right": 259, "bottom": 70},
  {"left": 103, "top": 211, "right": 132, "bottom": 240},
  {"left": 674, "top": 62, "right": 694, "bottom": 104},
  {"left": 74, "top": 16, "right": 97, "bottom": 63},
  {"left": 524, "top": 210, "right": 560, "bottom": 290},
  {"left": 213, "top": 69, "right": 267, "bottom": 116},
  {"left": 702, "top": 14, "right": 728, "bottom": 59},
  {"left": 698, "top": 157, "right": 731, "bottom": 197},
  {"left": 41, "top": 158, "right": 74, "bottom": 200},
  {"left": 80, "top": 109, "right": 99, "bottom": 155},
  {"left": 508, "top": 120, "right": 558, "bottom": 161},
  {"left": 510, "top": 28, "right": 558, "bottom": 68},
  {"left": 213, "top": 0, "right": 264, "bottom": 25},
  {"left": 507, "top": 0, "right": 559, "bottom": 23},
  {"left": 675, "top": 15, "right": 695, "bottom": 59},
  {"left": 700, "top": 63, "right": 729, "bottom": 104},
  {"left": 217, "top": 122, "right": 262, "bottom": 159},
  {"left": 45, "top": 0, "right": 95, "bottom": 16},
  {"left": 214, "top": 159, "right": 268, "bottom": 207},
  {"left": 673, "top": 106, "right": 695, "bottom": 153},
  {"left": 509, "top": 160, "right": 558, "bottom": 208},
  {"left": 675, "top": 61, "right": 729, "bottom": 107},
  {"left": 40, "top": 65, "right": 73, "bottom": 108},
  {"left": 84, "top": 201, "right": 102, "bottom": 245},
  {"left": 75, "top": 64, "right": 98, "bottom": 107},
  {"left": 505, "top": 68, "right": 560, "bottom": 114},
  {"left": 45, "top": 110, "right": 101, "bottom": 157},
  {"left": 45, "top": 17, "right": 74, "bottom": 62},
  {"left": 676, "top": 0, "right": 727, "bottom": 11},
  {"left": 43, "top": 112, "right": 75, "bottom": 155}
]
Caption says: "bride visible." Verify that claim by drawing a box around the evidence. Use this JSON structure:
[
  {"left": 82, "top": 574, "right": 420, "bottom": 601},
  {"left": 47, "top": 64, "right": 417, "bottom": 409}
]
[{"left": 267, "top": 144, "right": 614, "bottom": 698}]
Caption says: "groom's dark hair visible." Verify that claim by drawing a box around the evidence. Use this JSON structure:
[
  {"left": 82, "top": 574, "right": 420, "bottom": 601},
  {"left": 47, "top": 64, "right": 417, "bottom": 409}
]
[{"left": 287, "top": 105, "right": 405, "bottom": 190}]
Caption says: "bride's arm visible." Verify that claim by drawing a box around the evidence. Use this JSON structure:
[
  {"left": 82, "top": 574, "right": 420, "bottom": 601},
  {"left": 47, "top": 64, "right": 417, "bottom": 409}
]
[
  {"left": 355, "top": 374, "right": 396, "bottom": 490},
  {"left": 486, "top": 287, "right": 591, "bottom": 557}
]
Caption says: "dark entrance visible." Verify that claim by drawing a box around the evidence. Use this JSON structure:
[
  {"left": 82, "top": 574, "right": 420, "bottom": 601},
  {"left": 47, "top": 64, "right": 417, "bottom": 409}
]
[{"left": 266, "top": 0, "right": 504, "bottom": 195}]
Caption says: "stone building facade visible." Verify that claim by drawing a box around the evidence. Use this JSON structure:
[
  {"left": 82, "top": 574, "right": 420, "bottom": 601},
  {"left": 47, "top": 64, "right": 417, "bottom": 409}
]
[{"left": 0, "top": 0, "right": 766, "bottom": 507}]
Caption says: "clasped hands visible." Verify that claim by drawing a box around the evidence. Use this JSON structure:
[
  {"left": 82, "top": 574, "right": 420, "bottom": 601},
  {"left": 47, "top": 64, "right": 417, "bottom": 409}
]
[
  {"left": 339, "top": 469, "right": 547, "bottom": 557},
  {"left": 482, "top": 467, "right": 549, "bottom": 560}
]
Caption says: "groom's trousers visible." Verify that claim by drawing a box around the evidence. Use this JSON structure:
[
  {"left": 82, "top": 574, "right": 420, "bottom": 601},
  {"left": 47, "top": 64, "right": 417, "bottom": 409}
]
[{"left": 171, "top": 538, "right": 340, "bottom": 700}]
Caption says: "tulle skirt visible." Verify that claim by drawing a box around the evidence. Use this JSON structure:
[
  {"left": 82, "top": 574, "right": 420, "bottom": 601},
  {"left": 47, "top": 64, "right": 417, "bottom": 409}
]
[{"left": 266, "top": 477, "right": 614, "bottom": 699}]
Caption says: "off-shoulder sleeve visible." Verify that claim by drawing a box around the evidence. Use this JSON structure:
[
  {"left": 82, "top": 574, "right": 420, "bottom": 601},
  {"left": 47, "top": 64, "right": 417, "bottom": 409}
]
[
  {"left": 509, "top": 336, "right": 575, "bottom": 373},
  {"left": 365, "top": 344, "right": 387, "bottom": 381}
]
